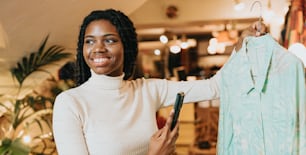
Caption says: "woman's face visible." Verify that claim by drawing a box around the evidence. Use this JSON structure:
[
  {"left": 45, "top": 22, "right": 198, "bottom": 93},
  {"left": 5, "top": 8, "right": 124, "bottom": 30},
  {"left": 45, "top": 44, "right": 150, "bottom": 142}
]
[{"left": 83, "top": 19, "right": 124, "bottom": 76}]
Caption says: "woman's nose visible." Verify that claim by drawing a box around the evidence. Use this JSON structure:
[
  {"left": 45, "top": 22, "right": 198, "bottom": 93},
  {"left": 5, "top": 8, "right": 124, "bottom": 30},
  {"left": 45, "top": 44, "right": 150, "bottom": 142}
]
[{"left": 94, "top": 42, "right": 106, "bottom": 52}]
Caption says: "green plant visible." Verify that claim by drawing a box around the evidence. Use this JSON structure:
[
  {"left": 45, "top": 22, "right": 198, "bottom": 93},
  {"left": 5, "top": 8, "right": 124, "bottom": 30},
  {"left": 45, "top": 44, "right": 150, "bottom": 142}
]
[
  {"left": 0, "top": 35, "right": 72, "bottom": 155},
  {"left": 11, "top": 35, "right": 71, "bottom": 87}
]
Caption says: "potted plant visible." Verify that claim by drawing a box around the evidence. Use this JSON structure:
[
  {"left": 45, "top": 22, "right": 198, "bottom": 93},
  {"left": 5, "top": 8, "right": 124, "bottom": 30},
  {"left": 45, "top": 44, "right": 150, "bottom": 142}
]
[{"left": 0, "top": 35, "right": 72, "bottom": 155}]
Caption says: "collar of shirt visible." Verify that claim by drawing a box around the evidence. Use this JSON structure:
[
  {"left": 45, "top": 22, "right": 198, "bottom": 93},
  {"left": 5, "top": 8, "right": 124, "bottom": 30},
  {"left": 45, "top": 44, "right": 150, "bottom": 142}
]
[{"left": 225, "top": 34, "right": 275, "bottom": 94}]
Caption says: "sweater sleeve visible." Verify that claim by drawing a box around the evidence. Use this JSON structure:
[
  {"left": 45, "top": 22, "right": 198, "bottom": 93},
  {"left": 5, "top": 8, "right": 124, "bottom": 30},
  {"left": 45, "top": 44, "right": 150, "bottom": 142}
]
[
  {"left": 147, "top": 51, "right": 239, "bottom": 109},
  {"left": 155, "top": 71, "right": 221, "bottom": 108},
  {"left": 52, "top": 92, "right": 89, "bottom": 155}
]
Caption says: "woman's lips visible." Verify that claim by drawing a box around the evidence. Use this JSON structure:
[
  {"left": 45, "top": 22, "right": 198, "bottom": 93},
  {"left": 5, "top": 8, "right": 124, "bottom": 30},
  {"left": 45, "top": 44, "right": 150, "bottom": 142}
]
[{"left": 90, "top": 57, "right": 111, "bottom": 67}]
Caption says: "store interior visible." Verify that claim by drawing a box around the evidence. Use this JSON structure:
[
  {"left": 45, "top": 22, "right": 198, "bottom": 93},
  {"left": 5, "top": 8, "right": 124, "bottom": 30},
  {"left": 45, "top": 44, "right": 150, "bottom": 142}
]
[{"left": 0, "top": 0, "right": 305, "bottom": 154}]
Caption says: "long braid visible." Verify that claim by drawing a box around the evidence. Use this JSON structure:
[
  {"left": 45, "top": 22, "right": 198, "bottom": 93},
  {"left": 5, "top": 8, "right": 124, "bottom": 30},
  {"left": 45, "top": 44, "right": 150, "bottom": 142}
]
[
  {"left": 76, "top": 16, "right": 91, "bottom": 85},
  {"left": 75, "top": 9, "right": 138, "bottom": 86},
  {"left": 109, "top": 10, "right": 138, "bottom": 80}
]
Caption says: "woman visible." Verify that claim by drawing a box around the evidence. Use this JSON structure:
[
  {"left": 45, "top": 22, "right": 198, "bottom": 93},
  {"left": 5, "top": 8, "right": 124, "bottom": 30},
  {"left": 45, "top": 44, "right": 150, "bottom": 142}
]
[
  {"left": 53, "top": 9, "right": 184, "bottom": 155},
  {"left": 52, "top": 9, "right": 266, "bottom": 155}
]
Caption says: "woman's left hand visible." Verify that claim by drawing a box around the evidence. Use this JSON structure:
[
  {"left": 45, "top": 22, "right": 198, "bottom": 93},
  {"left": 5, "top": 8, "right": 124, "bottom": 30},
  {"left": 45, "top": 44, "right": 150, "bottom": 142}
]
[
  {"left": 235, "top": 20, "right": 268, "bottom": 51},
  {"left": 147, "top": 110, "right": 179, "bottom": 155}
]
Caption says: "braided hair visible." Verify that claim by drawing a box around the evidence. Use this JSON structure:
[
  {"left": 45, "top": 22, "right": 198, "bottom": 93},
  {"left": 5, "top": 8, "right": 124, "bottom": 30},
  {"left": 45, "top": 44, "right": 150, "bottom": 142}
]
[{"left": 76, "top": 9, "right": 138, "bottom": 86}]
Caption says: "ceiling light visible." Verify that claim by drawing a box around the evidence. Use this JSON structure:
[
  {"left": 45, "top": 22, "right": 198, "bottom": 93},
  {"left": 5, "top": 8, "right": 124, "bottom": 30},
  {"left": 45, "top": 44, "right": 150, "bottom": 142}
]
[
  {"left": 154, "top": 49, "right": 161, "bottom": 55},
  {"left": 22, "top": 135, "right": 31, "bottom": 144},
  {"left": 209, "top": 38, "right": 218, "bottom": 46},
  {"left": 207, "top": 38, "right": 227, "bottom": 54},
  {"left": 180, "top": 42, "right": 189, "bottom": 49},
  {"left": 160, "top": 34, "right": 197, "bottom": 53},
  {"left": 170, "top": 45, "right": 181, "bottom": 54},
  {"left": 159, "top": 35, "right": 168, "bottom": 44},
  {"left": 179, "top": 34, "right": 189, "bottom": 49},
  {"left": 216, "top": 43, "right": 226, "bottom": 54},
  {"left": 211, "top": 28, "right": 238, "bottom": 47},
  {"left": 207, "top": 45, "right": 217, "bottom": 55}
]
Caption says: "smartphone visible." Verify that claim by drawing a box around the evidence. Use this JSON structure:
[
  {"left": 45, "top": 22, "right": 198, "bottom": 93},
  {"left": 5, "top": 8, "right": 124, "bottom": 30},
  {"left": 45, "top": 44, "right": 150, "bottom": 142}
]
[{"left": 170, "top": 92, "right": 185, "bottom": 130}]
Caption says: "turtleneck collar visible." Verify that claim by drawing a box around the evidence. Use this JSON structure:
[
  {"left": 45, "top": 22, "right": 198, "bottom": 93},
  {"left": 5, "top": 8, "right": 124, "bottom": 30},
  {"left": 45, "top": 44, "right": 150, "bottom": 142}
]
[{"left": 87, "top": 70, "right": 125, "bottom": 90}]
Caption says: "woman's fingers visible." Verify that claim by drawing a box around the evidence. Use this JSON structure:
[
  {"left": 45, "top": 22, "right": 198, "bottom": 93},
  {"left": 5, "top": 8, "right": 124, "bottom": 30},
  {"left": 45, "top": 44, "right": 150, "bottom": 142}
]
[
  {"left": 152, "top": 127, "right": 163, "bottom": 138},
  {"left": 165, "top": 109, "right": 174, "bottom": 127},
  {"left": 148, "top": 109, "right": 179, "bottom": 155},
  {"left": 252, "top": 20, "right": 268, "bottom": 36},
  {"left": 235, "top": 20, "right": 269, "bottom": 51}
]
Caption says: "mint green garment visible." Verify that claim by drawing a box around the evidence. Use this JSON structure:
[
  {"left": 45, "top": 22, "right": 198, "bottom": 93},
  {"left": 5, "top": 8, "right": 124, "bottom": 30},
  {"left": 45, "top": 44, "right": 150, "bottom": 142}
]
[{"left": 217, "top": 34, "right": 306, "bottom": 155}]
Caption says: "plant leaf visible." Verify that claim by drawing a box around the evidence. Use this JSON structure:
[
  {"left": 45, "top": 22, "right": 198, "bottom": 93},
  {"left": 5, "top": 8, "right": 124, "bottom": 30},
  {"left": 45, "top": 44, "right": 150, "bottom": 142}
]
[{"left": 10, "top": 35, "right": 72, "bottom": 86}]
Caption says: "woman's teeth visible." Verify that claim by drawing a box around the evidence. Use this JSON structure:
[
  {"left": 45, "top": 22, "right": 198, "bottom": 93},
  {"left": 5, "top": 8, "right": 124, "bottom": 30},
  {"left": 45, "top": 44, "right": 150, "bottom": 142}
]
[{"left": 93, "top": 58, "right": 107, "bottom": 63}]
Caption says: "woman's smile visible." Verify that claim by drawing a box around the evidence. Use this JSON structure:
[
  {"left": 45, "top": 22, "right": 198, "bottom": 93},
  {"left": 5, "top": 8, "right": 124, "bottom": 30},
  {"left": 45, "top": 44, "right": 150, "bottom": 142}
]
[{"left": 89, "top": 53, "right": 112, "bottom": 67}]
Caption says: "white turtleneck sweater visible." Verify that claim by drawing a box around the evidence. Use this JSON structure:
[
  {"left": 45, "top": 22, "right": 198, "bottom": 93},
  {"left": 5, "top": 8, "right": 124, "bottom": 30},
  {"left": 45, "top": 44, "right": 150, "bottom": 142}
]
[{"left": 52, "top": 71, "right": 220, "bottom": 155}]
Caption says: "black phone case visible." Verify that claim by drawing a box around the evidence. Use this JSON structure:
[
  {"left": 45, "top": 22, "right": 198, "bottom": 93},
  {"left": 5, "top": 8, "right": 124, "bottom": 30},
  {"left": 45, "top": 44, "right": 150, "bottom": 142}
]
[{"left": 170, "top": 92, "right": 185, "bottom": 130}]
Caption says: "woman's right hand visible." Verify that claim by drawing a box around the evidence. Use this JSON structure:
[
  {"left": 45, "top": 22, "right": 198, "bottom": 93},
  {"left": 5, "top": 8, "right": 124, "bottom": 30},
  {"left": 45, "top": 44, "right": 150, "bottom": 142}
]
[{"left": 147, "top": 110, "right": 179, "bottom": 155}]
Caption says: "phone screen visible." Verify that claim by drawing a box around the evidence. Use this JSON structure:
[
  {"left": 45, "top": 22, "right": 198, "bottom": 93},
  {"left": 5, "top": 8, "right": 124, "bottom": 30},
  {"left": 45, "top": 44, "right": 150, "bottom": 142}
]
[{"left": 170, "top": 92, "right": 185, "bottom": 130}]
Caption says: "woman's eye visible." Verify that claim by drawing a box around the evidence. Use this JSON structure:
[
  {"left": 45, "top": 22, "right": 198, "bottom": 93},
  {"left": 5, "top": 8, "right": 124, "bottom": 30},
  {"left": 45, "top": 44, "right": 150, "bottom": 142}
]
[
  {"left": 104, "top": 38, "right": 118, "bottom": 44},
  {"left": 85, "top": 39, "right": 94, "bottom": 45}
]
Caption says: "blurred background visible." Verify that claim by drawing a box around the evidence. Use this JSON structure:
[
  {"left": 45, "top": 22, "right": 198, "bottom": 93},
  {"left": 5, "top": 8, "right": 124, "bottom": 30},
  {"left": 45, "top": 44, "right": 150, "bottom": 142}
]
[{"left": 0, "top": 0, "right": 304, "bottom": 154}]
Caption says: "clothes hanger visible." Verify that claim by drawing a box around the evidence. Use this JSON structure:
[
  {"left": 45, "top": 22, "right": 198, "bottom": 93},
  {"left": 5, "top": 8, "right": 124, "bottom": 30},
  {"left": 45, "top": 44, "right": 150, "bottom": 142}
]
[{"left": 250, "top": 0, "right": 263, "bottom": 36}]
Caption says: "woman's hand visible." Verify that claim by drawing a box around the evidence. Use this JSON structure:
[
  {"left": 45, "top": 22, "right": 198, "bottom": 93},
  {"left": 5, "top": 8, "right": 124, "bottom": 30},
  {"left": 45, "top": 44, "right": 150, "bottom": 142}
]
[
  {"left": 147, "top": 110, "right": 179, "bottom": 155},
  {"left": 235, "top": 20, "right": 268, "bottom": 51}
]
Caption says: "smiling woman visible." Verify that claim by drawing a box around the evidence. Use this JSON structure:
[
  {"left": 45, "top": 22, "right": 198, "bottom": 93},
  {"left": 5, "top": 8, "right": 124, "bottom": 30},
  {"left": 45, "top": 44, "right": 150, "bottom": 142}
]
[{"left": 52, "top": 9, "right": 182, "bottom": 155}]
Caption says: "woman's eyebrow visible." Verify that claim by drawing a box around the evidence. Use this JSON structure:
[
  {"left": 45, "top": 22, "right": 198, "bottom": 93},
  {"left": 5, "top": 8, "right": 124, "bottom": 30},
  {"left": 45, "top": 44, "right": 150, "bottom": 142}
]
[{"left": 84, "top": 33, "right": 119, "bottom": 38}]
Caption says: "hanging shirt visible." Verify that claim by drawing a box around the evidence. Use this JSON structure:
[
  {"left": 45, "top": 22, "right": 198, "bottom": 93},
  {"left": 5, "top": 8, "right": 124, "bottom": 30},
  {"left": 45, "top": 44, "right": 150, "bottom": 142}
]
[{"left": 217, "top": 34, "right": 306, "bottom": 155}]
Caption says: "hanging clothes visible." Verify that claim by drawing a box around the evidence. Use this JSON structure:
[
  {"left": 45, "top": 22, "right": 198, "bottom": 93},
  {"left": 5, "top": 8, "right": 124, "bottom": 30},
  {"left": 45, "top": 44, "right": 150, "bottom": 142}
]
[
  {"left": 283, "top": 0, "right": 306, "bottom": 48},
  {"left": 217, "top": 34, "right": 306, "bottom": 155}
]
